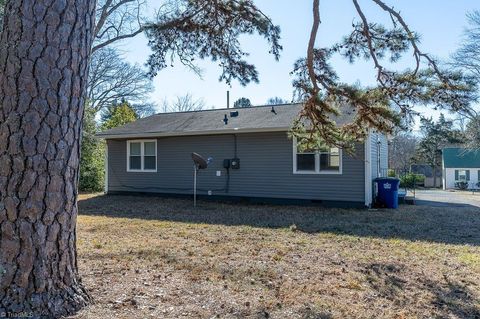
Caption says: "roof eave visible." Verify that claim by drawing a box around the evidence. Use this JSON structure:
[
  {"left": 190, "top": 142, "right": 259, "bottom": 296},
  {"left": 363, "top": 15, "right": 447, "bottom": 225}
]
[{"left": 96, "top": 126, "right": 291, "bottom": 139}]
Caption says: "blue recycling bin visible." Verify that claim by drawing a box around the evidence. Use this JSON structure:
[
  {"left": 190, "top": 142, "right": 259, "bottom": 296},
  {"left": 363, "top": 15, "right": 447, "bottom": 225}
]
[{"left": 374, "top": 178, "right": 400, "bottom": 209}]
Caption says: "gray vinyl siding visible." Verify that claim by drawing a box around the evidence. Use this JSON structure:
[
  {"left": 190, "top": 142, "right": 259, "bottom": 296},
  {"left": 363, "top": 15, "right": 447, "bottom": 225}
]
[
  {"left": 370, "top": 131, "right": 388, "bottom": 178},
  {"left": 107, "top": 132, "right": 365, "bottom": 203}
]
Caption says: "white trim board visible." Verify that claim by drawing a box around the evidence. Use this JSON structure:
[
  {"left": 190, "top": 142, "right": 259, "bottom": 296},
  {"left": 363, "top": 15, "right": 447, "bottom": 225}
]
[{"left": 364, "top": 130, "right": 373, "bottom": 207}]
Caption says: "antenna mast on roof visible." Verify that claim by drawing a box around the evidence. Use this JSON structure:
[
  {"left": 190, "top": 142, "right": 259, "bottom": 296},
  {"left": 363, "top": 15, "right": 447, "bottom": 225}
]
[{"left": 227, "top": 90, "right": 230, "bottom": 109}]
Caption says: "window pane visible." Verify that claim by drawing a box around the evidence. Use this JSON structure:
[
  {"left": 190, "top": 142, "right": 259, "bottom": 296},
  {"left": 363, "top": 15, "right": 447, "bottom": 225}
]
[
  {"left": 129, "top": 142, "right": 141, "bottom": 156},
  {"left": 144, "top": 156, "right": 156, "bottom": 170},
  {"left": 129, "top": 156, "right": 141, "bottom": 170},
  {"left": 320, "top": 153, "right": 340, "bottom": 171},
  {"left": 459, "top": 170, "right": 467, "bottom": 181},
  {"left": 296, "top": 154, "right": 315, "bottom": 171},
  {"left": 144, "top": 142, "right": 156, "bottom": 156}
]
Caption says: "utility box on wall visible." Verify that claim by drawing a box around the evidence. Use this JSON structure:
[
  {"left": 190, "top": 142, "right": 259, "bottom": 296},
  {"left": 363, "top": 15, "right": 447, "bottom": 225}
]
[
  {"left": 231, "top": 158, "right": 240, "bottom": 169},
  {"left": 223, "top": 159, "right": 230, "bottom": 169}
]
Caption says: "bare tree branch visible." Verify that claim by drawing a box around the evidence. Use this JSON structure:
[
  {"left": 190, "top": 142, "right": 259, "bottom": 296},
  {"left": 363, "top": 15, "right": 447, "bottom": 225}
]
[
  {"left": 87, "top": 47, "right": 154, "bottom": 117},
  {"left": 92, "top": 27, "right": 144, "bottom": 53},
  {"left": 92, "top": 0, "right": 147, "bottom": 52},
  {"left": 161, "top": 94, "right": 206, "bottom": 113}
]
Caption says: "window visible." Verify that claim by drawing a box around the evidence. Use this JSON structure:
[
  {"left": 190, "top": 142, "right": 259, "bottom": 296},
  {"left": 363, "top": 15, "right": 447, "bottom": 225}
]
[
  {"left": 127, "top": 140, "right": 157, "bottom": 172},
  {"left": 457, "top": 170, "right": 467, "bottom": 181},
  {"left": 293, "top": 139, "right": 342, "bottom": 174}
]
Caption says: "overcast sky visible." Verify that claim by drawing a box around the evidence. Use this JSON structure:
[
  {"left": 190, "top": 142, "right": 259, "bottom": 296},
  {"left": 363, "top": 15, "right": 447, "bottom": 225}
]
[{"left": 119, "top": 0, "right": 478, "bottom": 128}]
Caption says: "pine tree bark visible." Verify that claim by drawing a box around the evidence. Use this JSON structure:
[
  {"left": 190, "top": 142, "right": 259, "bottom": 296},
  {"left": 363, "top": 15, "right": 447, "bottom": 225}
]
[{"left": 0, "top": 0, "right": 96, "bottom": 316}]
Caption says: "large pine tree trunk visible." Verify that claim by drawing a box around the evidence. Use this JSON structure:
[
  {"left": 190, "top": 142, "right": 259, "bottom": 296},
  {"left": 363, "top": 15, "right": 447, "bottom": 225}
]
[{"left": 0, "top": 0, "right": 96, "bottom": 316}]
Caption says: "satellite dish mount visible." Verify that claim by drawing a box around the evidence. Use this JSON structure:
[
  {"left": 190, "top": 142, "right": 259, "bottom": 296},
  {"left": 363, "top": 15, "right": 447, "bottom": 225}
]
[{"left": 191, "top": 152, "right": 212, "bottom": 207}]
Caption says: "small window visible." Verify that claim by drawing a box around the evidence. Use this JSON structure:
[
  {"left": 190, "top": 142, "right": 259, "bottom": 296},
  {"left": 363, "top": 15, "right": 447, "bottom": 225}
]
[
  {"left": 293, "top": 139, "right": 342, "bottom": 174},
  {"left": 127, "top": 140, "right": 157, "bottom": 172},
  {"left": 458, "top": 170, "right": 467, "bottom": 181}
]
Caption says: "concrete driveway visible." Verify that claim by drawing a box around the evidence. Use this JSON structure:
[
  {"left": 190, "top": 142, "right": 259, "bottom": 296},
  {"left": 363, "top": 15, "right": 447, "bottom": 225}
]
[{"left": 411, "top": 189, "right": 480, "bottom": 208}]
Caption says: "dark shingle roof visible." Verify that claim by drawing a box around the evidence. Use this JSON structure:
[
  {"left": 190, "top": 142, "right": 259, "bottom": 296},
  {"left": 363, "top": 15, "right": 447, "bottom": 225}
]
[
  {"left": 442, "top": 148, "right": 480, "bottom": 168},
  {"left": 97, "top": 103, "right": 356, "bottom": 139}
]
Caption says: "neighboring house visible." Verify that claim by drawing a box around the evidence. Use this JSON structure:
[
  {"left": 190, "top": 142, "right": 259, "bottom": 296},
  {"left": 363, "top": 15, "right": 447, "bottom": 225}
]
[
  {"left": 410, "top": 164, "right": 442, "bottom": 188},
  {"left": 442, "top": 148, "right": 480, "bottom": 190},
  {"left": 97, "top": 103, "right": 388, "bottom": 207}
]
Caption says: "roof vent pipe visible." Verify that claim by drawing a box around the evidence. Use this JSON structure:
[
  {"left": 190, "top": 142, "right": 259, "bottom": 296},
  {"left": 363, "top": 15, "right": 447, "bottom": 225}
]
[{"left": 227, "top": 91, "right": 230, "bottom": 109}]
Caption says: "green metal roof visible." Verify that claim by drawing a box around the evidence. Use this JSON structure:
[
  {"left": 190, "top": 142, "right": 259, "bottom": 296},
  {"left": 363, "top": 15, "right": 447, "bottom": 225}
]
[{"left": 442, "top": 148, "right": 480, "bottom": 168}]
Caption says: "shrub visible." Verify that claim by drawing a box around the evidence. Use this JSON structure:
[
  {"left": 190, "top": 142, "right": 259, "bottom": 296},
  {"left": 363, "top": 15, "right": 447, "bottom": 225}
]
[
  {"left": 400, "top": 173, "right": 425, "bottom": 188},
  {"left": 79, "top": 106, "right": 105, "bottom": 192},
  {"left": 387, "top": 169, "right": 396, "bottom": 177},
  {"left": 455, "top": 181, "right": 469, "bottom": 190}
]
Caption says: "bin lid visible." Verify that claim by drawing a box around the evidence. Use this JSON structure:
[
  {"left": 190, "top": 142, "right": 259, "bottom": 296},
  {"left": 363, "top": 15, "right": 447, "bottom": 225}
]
[{"left": 374, "top": 177, "right": 400, "bottom": 182}]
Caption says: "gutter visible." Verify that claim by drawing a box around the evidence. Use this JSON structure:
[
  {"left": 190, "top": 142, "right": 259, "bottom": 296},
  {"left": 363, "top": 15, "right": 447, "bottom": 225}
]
[{"left": 96, "top": 127, "right": 291, "bottom": 139}]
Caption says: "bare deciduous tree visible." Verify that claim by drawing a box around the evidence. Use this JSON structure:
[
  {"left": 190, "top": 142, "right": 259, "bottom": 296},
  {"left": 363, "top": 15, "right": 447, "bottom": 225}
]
[
  {"left": 451, "top": 10, "right": 480, "bottom": 148},
  {"left": 86, "top": 0, "right": 154, "bottom": 117},
  {"left": 87, "top": 47, "right": 154, "bottom": 117},
  {"left": 389, "top": 132, "right": 418, "bottom": 172},
  {"left": 161, "top": 94, "right": 206, "bottom": 113},
  {"left": 93, "top": 0, "right": 146, "bottom": 53},
  {"left": 452, "top": 11, "right": 480, "bottom": 88},
  {"left": 465, "top": 116, "right": 480, "bottom": 149},
  {"left": 266, "top": 97, "right": 289, "bottom": 105}
]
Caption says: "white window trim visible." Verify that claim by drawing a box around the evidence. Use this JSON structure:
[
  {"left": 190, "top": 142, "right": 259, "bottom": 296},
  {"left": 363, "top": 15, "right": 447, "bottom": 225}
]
[
  {"left": 292, "top": 138, "right": 343, "bottom": 175},
  {"left": 127, "top": 139, "right": 157, "bottom": 172}
]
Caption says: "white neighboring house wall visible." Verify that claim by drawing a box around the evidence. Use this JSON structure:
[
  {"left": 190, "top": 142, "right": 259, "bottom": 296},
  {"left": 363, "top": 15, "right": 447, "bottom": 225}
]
[{"left": 443, "top": 167, "right": 480, "bottom": 190}]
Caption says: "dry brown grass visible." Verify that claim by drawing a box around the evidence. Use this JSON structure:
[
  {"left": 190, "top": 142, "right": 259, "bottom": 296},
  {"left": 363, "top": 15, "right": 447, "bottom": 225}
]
[{"left": 71, "top": 194, "right": 480, "bottom": 319}]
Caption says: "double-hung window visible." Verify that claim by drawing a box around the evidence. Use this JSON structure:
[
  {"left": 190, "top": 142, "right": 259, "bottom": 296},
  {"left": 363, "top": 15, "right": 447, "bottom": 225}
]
[
  {"left": 127, "top": 140, "right": 157, "bottom": 172},
  {"left": 293, "top": 138, "right": 342, "bottom": 174}
]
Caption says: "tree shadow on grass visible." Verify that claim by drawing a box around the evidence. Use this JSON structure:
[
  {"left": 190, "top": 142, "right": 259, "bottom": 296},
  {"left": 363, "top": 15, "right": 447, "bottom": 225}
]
[
  {"left": 78, "top": 194, "right": 480, "bottom": 246},
  {"left": 362, "top": 262, "right": 480, "bottom": 318},
  {"left": 426, "top": 277, "right": 480, "bottom": 319}
]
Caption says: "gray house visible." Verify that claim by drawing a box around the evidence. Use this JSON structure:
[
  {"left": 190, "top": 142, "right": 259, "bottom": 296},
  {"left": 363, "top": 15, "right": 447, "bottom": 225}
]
[{"left": 98, "top": 104, "right": 388, "bottom": 207}]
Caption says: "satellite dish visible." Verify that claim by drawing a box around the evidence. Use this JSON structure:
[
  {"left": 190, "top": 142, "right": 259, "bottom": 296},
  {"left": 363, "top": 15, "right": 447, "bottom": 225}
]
[{"left": 191, "top": 152, "right": 208, "bottom": 169}]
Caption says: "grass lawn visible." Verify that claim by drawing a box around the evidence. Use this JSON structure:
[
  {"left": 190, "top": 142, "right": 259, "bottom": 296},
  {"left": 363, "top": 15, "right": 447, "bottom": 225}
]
[{"left": 72, "top": 194, "right": 480, "bottom": 319}]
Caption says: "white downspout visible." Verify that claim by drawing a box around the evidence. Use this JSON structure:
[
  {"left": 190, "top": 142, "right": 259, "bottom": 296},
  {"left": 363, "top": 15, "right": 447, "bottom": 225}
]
[
  {"left": 364, "top": 131, "right": 372, "bottom": 207},
  {"left": 104, "top": 142, "right": 109, "bottom": 194}
]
